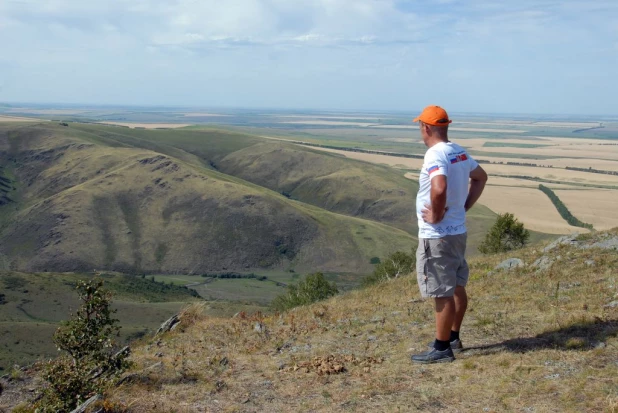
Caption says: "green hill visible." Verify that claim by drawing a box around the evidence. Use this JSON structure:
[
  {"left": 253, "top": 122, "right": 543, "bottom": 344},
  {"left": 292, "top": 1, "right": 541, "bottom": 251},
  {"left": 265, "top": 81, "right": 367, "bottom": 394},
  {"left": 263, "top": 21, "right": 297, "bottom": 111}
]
[{"left": 0, "top": 122, "right": 421, "bottom": 275}]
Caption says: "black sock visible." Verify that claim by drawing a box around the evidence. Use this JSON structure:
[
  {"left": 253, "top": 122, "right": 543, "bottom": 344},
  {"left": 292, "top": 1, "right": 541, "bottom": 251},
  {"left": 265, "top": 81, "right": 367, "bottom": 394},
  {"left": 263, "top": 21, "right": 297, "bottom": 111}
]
[
  {"left": 434, "top": 339, "right": 450, "bottom": 351},
  {"left": 450, "top": 330, "right": 460, "bottom": 341}
]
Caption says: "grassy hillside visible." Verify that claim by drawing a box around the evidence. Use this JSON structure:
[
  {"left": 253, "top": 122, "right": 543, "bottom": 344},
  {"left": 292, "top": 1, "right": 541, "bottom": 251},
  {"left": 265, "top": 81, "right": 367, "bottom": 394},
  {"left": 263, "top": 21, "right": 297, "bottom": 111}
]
[
  {"left": 0, "top": 270, "right": 204, "bottom": 371},
  {"left": 0, "top": 122, "right": 417, "bottom": 275},
  {"left": 65, "top": 123, "right": 498, "bottom": 241},
  {"left": 92, "top": 230, "right": 616, "bottom": 412},
  {"left": 65, "top": 123, "right": 423, "bottom": 234}
]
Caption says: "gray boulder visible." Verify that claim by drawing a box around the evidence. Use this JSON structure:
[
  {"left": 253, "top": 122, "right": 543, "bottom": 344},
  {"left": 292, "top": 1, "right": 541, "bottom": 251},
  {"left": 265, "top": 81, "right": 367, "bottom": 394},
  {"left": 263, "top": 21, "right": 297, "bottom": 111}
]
[
  {"left": 543, "top": 234, "right": 580, "bottom": 252},
  {"left": 586, "top": 237, "right": 618, "bottom": 251},
  {"left": 531, "top": 256, "right": 553, "bottom": 271},
  {"left": 495, "top": 258, "right": 524, "bottom": 270}
]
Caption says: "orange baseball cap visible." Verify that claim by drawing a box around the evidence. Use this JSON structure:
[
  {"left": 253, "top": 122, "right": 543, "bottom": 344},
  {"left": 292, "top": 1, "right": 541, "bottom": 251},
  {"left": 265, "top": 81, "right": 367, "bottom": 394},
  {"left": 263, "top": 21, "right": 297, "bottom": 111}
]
[{"left": 413, "top": 105, "right": 452, "bottom": 126}]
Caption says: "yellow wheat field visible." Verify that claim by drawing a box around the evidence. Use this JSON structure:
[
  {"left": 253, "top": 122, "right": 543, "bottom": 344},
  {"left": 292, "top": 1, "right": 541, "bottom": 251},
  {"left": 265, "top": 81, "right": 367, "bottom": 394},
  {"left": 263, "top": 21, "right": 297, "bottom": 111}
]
[
  {"left": 312, "top": 147, "right": 424, "bottom": 169},
  {"left": 0, "top": 115, "right": 45, "bottom": 122},
  {"left": 475, "top": 157, "right": 618, "bottom": 172},
  {"left": 480, "top": 186, "right": 586, "bottom": 234},
  {"left": 553, "top": 189, "right": 618, "bottom": 230},
  {"left": 98, "top": 122, "right": 191, "bottom": 129}
]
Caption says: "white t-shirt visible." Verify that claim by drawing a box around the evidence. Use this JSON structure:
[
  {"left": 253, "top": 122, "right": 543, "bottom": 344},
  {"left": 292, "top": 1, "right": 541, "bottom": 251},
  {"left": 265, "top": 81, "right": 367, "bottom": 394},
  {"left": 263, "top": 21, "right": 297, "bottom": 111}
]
[{"left": 416, "top": 141, "right": 479, "bottom": 239}]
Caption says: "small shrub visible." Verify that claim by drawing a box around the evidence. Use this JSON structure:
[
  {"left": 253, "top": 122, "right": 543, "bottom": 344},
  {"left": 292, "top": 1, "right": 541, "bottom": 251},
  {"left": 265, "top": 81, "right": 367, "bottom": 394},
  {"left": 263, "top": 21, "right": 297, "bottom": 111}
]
[
  {"left": 271, "top": 273, "right": 338, "bottom": 311},
  {"left": 478, "top": 212, "right": 530, "bottom": 254},
  {"left": 362, "top": 251, "right": 415, "bottom": 286},
  {"left": 34, "top": 279, "right": 130, "bottom": 412},
  {"left": 369, "top": 257, "right": 381, "bottom": 264}
]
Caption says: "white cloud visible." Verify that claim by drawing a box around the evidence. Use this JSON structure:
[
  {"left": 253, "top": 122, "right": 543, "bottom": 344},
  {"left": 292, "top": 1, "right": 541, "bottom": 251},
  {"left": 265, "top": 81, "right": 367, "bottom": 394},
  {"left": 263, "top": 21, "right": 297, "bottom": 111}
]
[{"left": 0, "top": 0, "right": 616, "bottom": 114}]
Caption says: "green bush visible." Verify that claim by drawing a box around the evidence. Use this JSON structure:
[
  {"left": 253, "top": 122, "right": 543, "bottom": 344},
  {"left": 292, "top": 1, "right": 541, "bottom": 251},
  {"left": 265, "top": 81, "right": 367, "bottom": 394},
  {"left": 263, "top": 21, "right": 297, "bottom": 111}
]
[
  {"left": 479, "top": 212, "right": 530, "bottom": 254},
  {"left": 271, "top": 272, "right": 338, "bottom": 312},
  {"left": 34, "top": 279, "right": 130, "bottom": 411},
  {"left": 362, "top": 251, "right": 415, "bottom": 286}
]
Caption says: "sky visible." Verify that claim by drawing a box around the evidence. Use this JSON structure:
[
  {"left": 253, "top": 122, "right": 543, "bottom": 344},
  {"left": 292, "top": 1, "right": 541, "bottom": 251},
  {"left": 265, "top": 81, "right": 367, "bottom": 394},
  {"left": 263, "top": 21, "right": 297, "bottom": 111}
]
[{"left": 0, "top": 0, "right": 617, "bottom": 115}]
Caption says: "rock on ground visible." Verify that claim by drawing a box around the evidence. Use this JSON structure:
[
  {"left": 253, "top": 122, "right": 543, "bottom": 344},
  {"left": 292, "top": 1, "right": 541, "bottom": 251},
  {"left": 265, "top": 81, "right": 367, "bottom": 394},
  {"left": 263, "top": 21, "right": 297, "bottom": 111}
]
[{"left": 495, "top": 258, "right": 524, "bottom": 271}]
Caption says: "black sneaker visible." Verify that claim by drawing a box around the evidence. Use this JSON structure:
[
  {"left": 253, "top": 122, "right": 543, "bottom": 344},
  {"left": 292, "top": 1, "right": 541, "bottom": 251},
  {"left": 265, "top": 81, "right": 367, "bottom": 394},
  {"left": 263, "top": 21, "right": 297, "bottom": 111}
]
[
  {"left": 411, "top": 347, "right": 455, "bottom": 364},
  {"left": 427, "top": 338, "right": 463, "bottom": 353}
]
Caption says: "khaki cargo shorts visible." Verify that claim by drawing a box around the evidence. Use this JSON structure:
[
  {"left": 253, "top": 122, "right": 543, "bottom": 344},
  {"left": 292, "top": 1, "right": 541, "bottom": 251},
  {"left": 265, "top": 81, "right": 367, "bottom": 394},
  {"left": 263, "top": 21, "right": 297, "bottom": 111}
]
[{"left": 416, "top": 233, "right": 469, "bottom": 298}]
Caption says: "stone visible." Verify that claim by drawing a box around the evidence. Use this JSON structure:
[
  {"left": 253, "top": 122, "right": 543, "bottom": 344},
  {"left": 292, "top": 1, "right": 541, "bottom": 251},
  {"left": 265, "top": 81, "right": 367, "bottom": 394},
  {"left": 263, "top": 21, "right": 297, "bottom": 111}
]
[
  {"left": 585, "top": 260, "right": 596, "bottom": 266},
  {"left": 70, "top": 394, "right": 101, "bottom": 413},
  {"left": 604, "top": 301, "right": 618, "bottom": 308},
  {"left": 543, "top": 234, "right": 580, "bottom": 252},
  {"left": 531, "top": 256, "right": 553, "bottom": 271},
  {"left": 495, "top": 258, "right": 524, "bottom": 270},
  {"left": 156, "top": 314, "right": 180, "bottom": 336},
  {"left": 587, "top": 237, "right": 618, "bottom": 251}
]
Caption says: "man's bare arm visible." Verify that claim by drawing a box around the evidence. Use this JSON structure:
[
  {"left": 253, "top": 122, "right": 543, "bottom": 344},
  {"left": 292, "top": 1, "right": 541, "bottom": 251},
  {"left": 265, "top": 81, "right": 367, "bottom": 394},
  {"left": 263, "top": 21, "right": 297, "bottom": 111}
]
[
  {"left": 464, "top": 165, "right": 488, "bottom": 212},
  {"left": 422, "top": 175, "right": 447, "bottom": 223}
]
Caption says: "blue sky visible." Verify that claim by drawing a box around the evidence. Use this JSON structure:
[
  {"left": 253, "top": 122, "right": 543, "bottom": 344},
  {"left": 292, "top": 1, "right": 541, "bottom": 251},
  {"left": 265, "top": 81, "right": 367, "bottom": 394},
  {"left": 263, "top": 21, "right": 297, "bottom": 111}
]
[{"left": 0, "top": 0, "right": 617, "bottom": 115}]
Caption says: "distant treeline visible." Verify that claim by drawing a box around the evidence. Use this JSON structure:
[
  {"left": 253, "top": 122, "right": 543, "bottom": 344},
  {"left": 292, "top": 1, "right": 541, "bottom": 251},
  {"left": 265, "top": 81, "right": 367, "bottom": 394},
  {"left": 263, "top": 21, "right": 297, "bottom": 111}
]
[
  {"left": 566, "top": 166, "right": 618, "bottom": 176},
  {"left": 201, "top": 272, "right": 268, "bottom": 281},
  {"left": 499, "top": 175, "right": 618, "bottom": 190},
  {"left": 538, "top": 184, "right": 594, "bottom": 230},
  {"left": 490, "top": 161, "right": 552, "bottom": 168}
]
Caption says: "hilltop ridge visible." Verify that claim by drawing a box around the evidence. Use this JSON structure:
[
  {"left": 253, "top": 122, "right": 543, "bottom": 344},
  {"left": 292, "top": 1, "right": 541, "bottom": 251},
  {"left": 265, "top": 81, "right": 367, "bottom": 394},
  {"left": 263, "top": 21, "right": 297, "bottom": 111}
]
[{"left": 9, "top": 229, "right": 609, "bottom": 412}]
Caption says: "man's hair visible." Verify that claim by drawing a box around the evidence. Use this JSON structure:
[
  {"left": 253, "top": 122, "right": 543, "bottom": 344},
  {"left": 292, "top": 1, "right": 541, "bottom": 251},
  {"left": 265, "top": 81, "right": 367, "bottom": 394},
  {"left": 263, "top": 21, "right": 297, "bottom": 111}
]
[{"left": 422, "top": 121, "right": 449, "bottom": 139}]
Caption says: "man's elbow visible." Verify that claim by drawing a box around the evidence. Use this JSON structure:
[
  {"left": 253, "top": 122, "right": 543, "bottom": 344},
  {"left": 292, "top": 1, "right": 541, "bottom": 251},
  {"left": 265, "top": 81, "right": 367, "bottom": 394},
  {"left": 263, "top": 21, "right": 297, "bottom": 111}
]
[{"left": 471, "top": 166, "right": 488, "bottom": 183}]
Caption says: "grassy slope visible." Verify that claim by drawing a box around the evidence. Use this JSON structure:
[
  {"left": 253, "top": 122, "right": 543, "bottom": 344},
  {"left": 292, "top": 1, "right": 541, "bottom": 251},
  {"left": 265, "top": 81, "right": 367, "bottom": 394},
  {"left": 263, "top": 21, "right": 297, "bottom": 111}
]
[
  {"left": 0, "top": 123, "right": 416, "bottom": 275},
  {"left": 0, "top": 271, "right": 203, "bottom": 371},
  {"left": 106, "top": 230, "right": 617, "bottom": 412},
  {"left": 67, "top": 124, "right": 497, "bottom": 244},
  {"left": 68, "top": 124, "right": 423, "bottom": 234}
]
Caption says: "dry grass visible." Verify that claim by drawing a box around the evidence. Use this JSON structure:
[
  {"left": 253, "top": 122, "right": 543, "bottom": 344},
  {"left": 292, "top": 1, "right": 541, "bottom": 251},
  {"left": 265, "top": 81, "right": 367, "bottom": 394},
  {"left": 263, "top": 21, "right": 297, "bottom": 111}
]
[{"left": 103, "top": 230, "right": 618, "bottom": 412}]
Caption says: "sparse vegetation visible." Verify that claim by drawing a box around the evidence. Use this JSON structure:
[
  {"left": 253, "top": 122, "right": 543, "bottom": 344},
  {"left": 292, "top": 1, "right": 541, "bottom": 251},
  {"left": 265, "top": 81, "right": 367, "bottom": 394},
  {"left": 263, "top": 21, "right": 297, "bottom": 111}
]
[
  {"left": 271, "top": 272, "right": 338, "bottom": 311},
  {"left": 34, "top": 279, "right": 130, "bottom": 411},
  {"left": 479, "top": 212, "right": 530, "bottom": 254},
  {"left": 362, "top": 251, "right": 415, "bottom": 286},
  {"left": 88, "top": 229, "right": 617, "bottom": 412}
]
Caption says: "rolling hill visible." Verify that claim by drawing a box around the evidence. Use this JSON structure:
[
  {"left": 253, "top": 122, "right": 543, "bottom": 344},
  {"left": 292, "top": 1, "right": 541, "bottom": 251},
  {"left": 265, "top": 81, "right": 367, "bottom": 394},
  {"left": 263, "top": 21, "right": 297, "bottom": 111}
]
[{"left": 0, "top": 122, "right": 427, "bottom": 275}]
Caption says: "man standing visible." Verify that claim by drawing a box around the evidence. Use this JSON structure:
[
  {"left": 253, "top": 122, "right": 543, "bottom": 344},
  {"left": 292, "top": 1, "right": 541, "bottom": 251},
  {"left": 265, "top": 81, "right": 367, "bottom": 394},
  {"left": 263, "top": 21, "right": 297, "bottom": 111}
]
[{"left": 410, "top": 105, "right": 487, "bottom": 364}]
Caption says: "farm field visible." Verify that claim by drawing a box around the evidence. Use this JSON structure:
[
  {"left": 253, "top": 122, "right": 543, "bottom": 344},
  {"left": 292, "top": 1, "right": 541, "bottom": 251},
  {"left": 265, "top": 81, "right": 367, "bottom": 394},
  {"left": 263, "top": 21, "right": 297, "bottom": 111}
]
[
  {"left": 553, "top": 189, "right": 618, "bottom": 230},
  {"left": 479, "top": 186, "right": 586, "bottom": 234},
  {"left": 0, "top": 116, "right": 45, "bottom": 122},
  {"left": 97, "top": 122, "right": 192, "bottom": 129},
  {"left": 303, "top": 138, "right": 618, "bottom": 234},
  {"left": 2, "top": 107, "right": 617, "bottom": 237}
]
